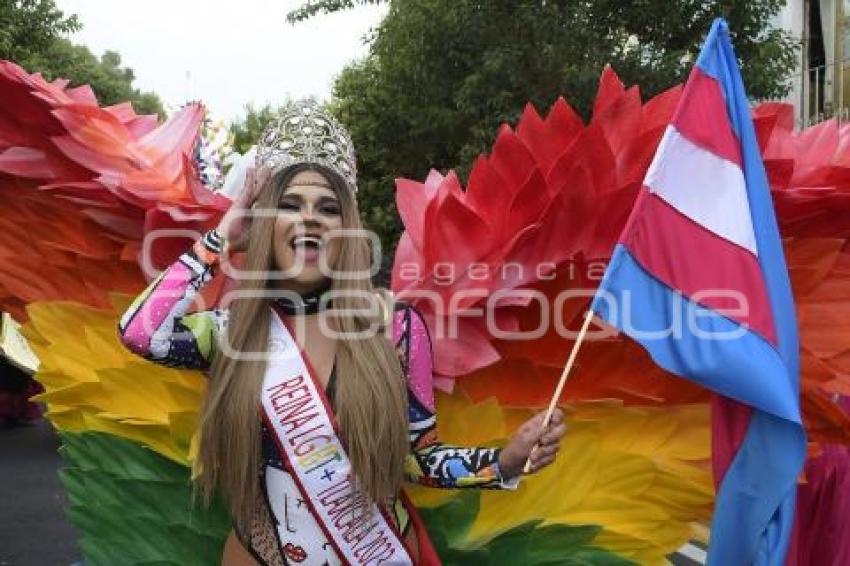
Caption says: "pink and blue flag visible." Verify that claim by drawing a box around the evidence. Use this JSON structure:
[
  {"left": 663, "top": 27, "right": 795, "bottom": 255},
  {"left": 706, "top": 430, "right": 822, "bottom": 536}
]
[{"left": 590, "top": 18, "right": 806, "bottom": 565}]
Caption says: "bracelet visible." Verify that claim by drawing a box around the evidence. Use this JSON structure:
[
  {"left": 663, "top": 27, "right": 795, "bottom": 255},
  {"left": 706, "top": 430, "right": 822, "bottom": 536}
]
[
  {"left": 191, "top": 229, "right": 223, "bottom": 266},
  {"left": 202, "top": 228, "right": 224, "bottom": 254}
]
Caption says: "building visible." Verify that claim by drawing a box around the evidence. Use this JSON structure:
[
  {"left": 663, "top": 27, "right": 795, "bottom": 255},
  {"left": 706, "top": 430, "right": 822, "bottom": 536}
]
[{"left": 775, "top": 0, "right": 850, "bottom": 126}]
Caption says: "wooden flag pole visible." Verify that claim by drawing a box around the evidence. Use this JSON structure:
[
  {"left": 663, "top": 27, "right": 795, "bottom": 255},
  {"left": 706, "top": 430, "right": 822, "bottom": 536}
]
[{"left": 522, "top": 309, "right": 595, "bottom": 474}]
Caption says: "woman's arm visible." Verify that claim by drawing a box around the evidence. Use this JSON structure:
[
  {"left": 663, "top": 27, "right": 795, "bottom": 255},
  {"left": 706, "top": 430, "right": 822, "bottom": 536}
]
[
  {"left": 117, "top": 229, "right": 226, "bottom": 370},
  {"left": 396, "top": 305, "right": 518, "bottom": 489}
]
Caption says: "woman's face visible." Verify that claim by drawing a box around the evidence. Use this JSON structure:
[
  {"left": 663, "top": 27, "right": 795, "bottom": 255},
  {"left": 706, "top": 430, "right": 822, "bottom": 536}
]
[{"left": 272, "top": 170, "right": 343, "bottom": 293}]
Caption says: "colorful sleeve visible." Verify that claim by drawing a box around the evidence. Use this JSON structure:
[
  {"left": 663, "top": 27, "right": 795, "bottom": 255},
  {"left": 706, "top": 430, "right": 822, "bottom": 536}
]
[
  {"left": 118, "top": 229, "right": 228, "bottom": 370},
  {"left": 395, "top": 305, "right": 518, "bottom": 489}
]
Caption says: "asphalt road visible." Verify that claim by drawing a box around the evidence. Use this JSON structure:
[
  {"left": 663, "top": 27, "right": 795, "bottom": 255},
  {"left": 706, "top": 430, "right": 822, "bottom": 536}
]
[{"left": 0, "top": 419, "right": 80, "bottom": 566}]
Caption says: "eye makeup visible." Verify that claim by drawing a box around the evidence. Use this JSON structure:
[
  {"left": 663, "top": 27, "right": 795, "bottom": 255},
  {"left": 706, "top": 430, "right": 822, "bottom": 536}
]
[{"left": 278, "top": 194, "right": 341, "bottom": 216}]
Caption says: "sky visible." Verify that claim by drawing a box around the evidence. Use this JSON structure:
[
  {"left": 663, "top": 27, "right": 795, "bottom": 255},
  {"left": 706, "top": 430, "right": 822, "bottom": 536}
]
[{"left": 56, "top": 0, "right": 388, "bottom": 124}]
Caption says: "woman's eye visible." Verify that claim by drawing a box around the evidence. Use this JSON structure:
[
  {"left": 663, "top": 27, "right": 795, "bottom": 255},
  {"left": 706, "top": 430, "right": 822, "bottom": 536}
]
[
  {"left": 279, "top": 201, "right": 300, "bottom": 211},
  {"left": 320, "top": 204, "right": 341, "bottom": 216}
]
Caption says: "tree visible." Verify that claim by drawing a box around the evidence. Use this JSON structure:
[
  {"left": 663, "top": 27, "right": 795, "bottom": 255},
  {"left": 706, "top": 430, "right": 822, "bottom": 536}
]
[
  {"left": 286, "top": 0, "right": 385, "bottom": 23},
  {"left": 0, "top": 0, "right": 79, "bottom": 63},
  {"left": 230, "top": 103, "right": 284, "bottom": 154},
  {"left": 26, "top": 39, "right": 165, "bottom": 115},
  {"left": 290, "top": 0, "right": 799, "bottom": 257},
  {"left": 1, "top": 0, "right": 164, "bottom": 116}
]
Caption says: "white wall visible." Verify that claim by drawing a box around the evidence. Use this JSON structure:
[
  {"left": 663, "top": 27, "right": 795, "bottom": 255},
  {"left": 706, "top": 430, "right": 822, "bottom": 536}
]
[{"left": 771, "top": 0, "right": 806, "bottom": 120}]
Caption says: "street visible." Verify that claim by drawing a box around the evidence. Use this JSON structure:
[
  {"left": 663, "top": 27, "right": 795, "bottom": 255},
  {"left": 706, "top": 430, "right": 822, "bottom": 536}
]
[{"left": 1, "top": 420, "right": 80, "bottom": 565}]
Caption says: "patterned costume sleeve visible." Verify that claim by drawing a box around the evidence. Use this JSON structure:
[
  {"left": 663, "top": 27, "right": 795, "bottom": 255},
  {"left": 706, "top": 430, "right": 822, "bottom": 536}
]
[
  {"left": 118, "top": 229, "right": 227, "bottom": 370},
  {"left": 394, "top": 305, "right": 518, "bottom": 489}
]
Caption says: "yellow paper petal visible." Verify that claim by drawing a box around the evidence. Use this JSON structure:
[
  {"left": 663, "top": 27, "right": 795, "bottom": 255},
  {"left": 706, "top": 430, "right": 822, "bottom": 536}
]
[
  {"left": 25, "top": 298, "right": 206, "bottom": 466},
  {"left": 417, "top": 391, "right": 713, "bottom": 563}
]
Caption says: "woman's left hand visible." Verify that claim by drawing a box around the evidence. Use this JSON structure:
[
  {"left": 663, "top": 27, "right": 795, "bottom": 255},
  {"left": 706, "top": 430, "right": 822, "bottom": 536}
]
[{"left": 498, "top": 408, "right": 567, "bottom": 480}]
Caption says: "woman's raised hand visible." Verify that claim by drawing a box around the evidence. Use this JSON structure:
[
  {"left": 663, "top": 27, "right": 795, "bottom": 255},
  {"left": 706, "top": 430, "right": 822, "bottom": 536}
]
[
  {"left": 497, "top": 408, "right": 567, "bottom": 480},
  {"left": 216, "top": 166, "right": 270, "bottom": 251}
]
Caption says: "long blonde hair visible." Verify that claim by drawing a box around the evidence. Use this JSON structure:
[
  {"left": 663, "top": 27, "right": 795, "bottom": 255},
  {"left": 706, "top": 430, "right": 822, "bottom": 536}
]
[{"left": 197, "top": 164, "right": 409, "bottom": 533}]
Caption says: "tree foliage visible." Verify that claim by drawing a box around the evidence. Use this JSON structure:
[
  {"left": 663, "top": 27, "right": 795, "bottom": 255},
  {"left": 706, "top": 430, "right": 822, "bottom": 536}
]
[
  {"left": 286, "top": 0, "right": 385, "bottom": 23},
  {"left": 28, "top": 39, "right": 164, "bottom": 115},
  {"left": 1, "top": 0, "right": 164, "bottom": 116},
  {"left": 290, "top": 0, "right": 799, "bottom": 257},
  {"left": 230, "top": 103, "right": 286, "bottom": 154},
  {"left": 0, "top": 0, "right": 79, "bottom": 62}
]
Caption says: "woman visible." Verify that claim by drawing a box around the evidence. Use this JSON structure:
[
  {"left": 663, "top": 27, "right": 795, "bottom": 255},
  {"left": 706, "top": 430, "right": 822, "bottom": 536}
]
[{"left": 118, "top": 99, "right": 566, "bottom": 565}]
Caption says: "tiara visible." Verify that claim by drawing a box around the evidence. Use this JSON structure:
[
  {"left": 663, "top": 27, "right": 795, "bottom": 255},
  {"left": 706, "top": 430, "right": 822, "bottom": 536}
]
[{"left": 255, "top": 99, "right": 358, "bottom": 192}]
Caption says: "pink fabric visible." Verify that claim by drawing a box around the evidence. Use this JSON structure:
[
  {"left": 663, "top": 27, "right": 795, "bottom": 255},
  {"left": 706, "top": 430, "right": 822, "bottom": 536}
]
[
  {"left": 711, "top": 395, "right": 752, "bottom": 488},
  {"left": 393, "top": 307, "right": 436, "bottom": 412},
  {"left": 644, "top": 127, "right": 757, "bottom": 256},
  {"left": 672, "top": 68, "right": 742, "bottom": 167},
  {"left": 121, "top": 262, "right": 193, "bottom": 356},
  {"left": 622, "top": 190, "right": 777, "bottom": 344},
  {"left": 786, "top": 444, "right": 850, "bottom": 565},
  {"left": 787, "top": 396, "right": 850, "bottom": 565}
]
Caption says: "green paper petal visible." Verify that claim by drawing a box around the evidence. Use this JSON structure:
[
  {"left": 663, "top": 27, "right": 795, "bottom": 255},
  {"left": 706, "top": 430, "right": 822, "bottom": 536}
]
[
  {"left": 418, "top": 492, "right": 636, "bottom": 565},
  {"left": 58, "top": 431, "right": 230, "bottom": 566}
]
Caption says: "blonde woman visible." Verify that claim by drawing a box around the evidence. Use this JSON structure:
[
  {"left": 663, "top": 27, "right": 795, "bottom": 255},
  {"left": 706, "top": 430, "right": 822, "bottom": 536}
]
[{"left": 118, "top": 100, "right": 566, "bottom": 566}]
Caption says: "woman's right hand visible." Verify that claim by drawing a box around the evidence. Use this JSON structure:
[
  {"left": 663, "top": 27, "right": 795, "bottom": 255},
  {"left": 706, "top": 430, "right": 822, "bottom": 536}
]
[{"left": 216, "top": 166, "right": 269, "bottom": 252}]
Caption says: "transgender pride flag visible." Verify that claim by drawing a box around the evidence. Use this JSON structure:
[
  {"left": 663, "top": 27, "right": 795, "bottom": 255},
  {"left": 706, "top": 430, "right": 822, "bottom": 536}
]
[{"left": 590, "top": 19, "right": 806, "bottom": 565}]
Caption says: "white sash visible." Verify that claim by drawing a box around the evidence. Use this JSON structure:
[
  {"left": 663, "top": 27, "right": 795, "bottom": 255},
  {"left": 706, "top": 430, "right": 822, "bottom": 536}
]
[{"left": 260, "top": 308, "right": 413, "bottom": 566}]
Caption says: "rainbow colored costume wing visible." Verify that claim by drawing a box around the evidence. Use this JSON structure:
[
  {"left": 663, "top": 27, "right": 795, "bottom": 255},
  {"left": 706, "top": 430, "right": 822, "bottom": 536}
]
[
  {"left": 2, "top": 57, "right": 849, "bottom": 564},
  {"left": 392, "top": 68, "right": 850, "bottom": 563},
  {"left": 0, "top": 60, "right": 232, "bottom": 564}
]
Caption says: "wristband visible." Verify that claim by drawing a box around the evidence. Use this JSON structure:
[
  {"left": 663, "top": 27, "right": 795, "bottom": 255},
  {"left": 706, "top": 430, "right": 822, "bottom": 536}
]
[{"left": 192, "top": 229, "right": 223, "bottom": 266}]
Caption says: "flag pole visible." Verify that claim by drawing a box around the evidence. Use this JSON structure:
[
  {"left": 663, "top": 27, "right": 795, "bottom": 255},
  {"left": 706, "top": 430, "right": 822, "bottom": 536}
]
[{"left": 523, "top": 309, "right": 595, "bottom": 474}]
